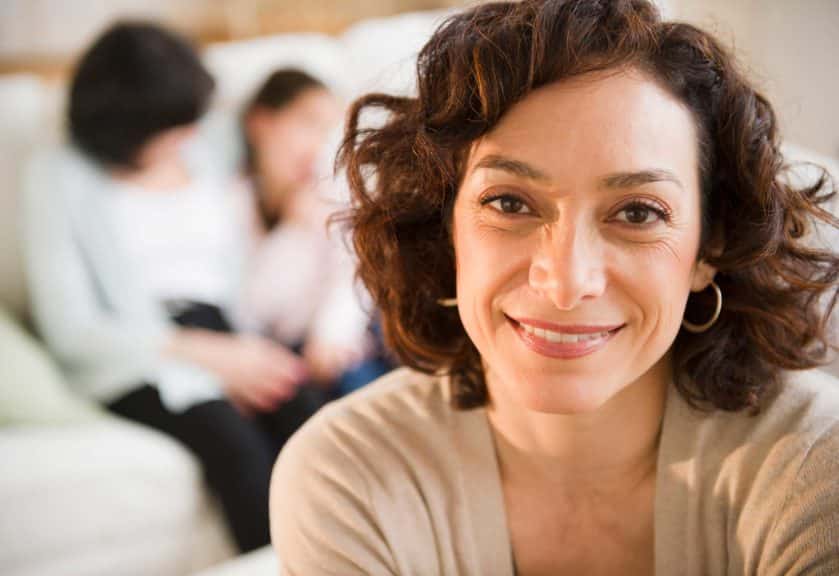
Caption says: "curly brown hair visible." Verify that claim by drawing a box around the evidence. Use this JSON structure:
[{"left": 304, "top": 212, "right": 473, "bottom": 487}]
[{"left": 338, "top": 0, "right": 839, "bottom": 412}]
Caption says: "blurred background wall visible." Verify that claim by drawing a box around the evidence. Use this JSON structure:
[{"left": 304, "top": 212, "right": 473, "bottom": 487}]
[
  {"left": 0, "top": 0, "right": 463, "bottom": 74},
  {"left": 664, "top": 0, "right": 839, "bottom": 162},
  {"left": 0, "top": 0, "right": 837, "bottom": 159}
]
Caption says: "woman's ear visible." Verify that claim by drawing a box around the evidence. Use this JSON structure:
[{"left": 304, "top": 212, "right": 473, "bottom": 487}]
[
  {"left": 691, "top": 226, "right": 724, "bottom": 291},
  {"left": 690, "top": 259, "right": 718, "bottom": 292}
]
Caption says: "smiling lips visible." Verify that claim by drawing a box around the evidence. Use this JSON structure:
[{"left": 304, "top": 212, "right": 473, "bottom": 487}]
[{"left": 509, "top": 316, "right": 624, "bottom": 359}]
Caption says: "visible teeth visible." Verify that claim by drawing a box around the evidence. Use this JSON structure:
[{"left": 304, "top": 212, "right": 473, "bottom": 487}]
[
  {"left": 545, "top": 330, "right": 563, "bottom": 343},
  {"left": 520, "top": 323, "right": 611, "bottom": 343}
]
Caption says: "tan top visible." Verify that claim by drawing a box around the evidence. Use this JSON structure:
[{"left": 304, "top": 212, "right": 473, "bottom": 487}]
[{"left": 271, "top": 368, "right": 839, "bottom": 575}]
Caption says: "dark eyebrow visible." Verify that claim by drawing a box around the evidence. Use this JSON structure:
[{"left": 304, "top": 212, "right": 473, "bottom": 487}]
[
  {"left": 471, "top": 154, "right": 551, "bottom": 182},
  {"left": 472, "top": 154, "right": 684, "bottom": 191},
  {"left": 599, "top": 169, "right": 683, "bottom": 191}
]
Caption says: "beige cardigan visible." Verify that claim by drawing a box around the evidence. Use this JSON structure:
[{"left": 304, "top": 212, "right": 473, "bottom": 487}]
[{"left": 271, "top": 367, "right": 839, "bottom": 575}]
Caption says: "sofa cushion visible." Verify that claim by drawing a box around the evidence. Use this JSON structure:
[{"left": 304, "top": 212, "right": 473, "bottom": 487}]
[
  {"left": 0, "top": 306, "right": 103, "bottom": 426},
  {"left": 193, "top": 545, "right": 276, "bottom": 576},
  {"left": 0, "top": 420, "right": 236, "bottom": 576}
]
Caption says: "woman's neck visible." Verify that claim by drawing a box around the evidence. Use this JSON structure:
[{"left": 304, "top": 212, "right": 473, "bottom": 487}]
[{"left": 486, "top": 356, "right": 670, "bottom": 493}]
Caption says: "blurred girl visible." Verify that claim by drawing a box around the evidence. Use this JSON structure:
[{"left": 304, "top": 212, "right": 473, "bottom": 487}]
[{"left": 240, "top": 69, "right": 393, "bottom": 396}]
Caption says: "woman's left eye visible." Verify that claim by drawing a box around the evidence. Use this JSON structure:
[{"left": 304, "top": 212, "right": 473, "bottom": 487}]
[
  {"left": 483, "top": 194, "right": 534, "bottom": 215},
  {"left": 613, "top": 202, "right": 668, "bottom": 225}
]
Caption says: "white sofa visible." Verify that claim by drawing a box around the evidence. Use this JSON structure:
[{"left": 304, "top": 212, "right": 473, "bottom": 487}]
[
  {"left": 1, "top": 8, "right": 837, "bottom": 576},
  {"left": 0, "top": 10, "right": 448, "bottom": 576}
]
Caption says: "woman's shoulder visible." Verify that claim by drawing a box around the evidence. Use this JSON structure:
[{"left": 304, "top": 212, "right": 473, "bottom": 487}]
[
  {"left": 666, "top": 368, "right": 839, "bottom": 451},
  {"left": 746, "top": 368, "right": 839, "bottom": 489},
  {"left": 658, "top": 368, "right": 839, "bottom": 570},
  {"left": 270, "top": 368, "right": 492, "bottom": 573},
  {"left": 663, "top": 368, "right": 839, "bottom": 477},
  {"left": 665, "top": 370, "right": 839, "bottom": 449},
  {"left": 277, "top": 367, "right": 460, "bottom": 474},
  {"left": 770, "top": 367, "right": 839, "bottom": 437}
]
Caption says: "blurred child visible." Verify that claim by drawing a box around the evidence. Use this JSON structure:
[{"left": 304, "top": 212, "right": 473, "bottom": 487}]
[
  {"left": 239, "top": 69, "right": 393, "bottom": 396},
  {"left": 22, "top": 22, "right": 323, "bottom": 553}
]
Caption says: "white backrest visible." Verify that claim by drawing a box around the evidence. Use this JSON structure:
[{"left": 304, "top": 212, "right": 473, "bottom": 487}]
[
  {"left": 202, "top": 32, "right": 348, "bottom": 111},
  {"left": 339, "top": 9, "right": 451, "bottom": 99},
  {"left": 0, "top": 75, "right": 64, "bottom": 318}
]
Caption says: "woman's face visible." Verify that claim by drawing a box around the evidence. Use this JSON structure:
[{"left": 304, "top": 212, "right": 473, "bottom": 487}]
[{"left": 452, "top": 69, "right": 716, "bottom": 414}]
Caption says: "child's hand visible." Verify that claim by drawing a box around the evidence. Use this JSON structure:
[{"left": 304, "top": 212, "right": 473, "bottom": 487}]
[
  {"left": 303, "top": 338, "right": 367, "bottom": 388},
  {"left": 167, "top": 329, "right": 308, "bottom": 414},
  {"left": 220, "top": 336, "right": 309, "bottom": 413}
]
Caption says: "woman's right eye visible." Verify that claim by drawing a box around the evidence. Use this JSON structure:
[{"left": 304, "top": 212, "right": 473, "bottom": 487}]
[{"left": 483, "top": 194, "right": 533, "bottom": 215}]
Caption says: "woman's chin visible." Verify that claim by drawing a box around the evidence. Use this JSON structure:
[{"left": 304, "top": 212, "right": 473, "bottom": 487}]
[{"left": 503, "top": 374, "right": 622, "bottom": 415}]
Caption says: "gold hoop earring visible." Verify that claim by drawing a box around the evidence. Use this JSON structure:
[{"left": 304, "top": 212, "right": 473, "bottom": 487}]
[
  {"left": 436, "top": 297, "right": 458, "bottom": 308},
  {"left": 682, "top": 280, "right": 722, "bottom": 334}
]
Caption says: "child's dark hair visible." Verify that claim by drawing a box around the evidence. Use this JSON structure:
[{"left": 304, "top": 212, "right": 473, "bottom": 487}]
[
  {"left": 68, "top": 21, "right": 215, "bottom": 168},
  {"left": 247, "top": 68, "right": 325, "bottom": 114}
]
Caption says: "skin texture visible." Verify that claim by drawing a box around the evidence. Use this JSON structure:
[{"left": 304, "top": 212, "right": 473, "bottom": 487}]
[{"left": 451, "top": 68, "right": 717, "bottom": 574}]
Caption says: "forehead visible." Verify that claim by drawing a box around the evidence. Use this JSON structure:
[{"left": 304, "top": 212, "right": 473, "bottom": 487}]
[{"left": 465, "top": 69, "right": 699, "bottom": 188}]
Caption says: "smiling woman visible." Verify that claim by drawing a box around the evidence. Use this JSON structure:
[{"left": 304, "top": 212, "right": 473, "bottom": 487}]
[
  {"left": 452, "top": 70, "right": 712, "bottom": 416},
  {"left": 270, "top": 0, "right": 839, "bottom": 574}
]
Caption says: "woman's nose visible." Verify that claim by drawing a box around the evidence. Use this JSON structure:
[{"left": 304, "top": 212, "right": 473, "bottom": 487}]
[{"left": 528, "top": 219, "right": 607, "bottom": 310}]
